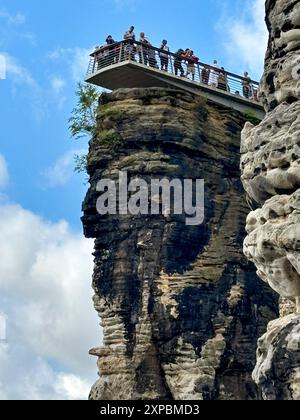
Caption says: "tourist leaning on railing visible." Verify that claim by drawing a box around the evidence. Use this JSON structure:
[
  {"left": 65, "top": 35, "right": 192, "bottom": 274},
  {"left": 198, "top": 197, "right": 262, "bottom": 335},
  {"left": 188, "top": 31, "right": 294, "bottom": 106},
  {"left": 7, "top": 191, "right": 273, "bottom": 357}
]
[
  {"left": 184, "top": 50, "right": 199, "bottom": 81},
  {"left": 174, "top": 49, "right": 185, "bottom": 77},
  {"left": 106, "top": 36, "right": 117, "bottom": 65}
]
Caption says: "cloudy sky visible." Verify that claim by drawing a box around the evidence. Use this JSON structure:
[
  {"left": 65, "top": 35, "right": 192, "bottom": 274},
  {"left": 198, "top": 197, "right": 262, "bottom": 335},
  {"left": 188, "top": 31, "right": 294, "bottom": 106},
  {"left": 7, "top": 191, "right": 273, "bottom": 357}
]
[{"left": 0, "top": 0, "right": 268, "bottom": 400}]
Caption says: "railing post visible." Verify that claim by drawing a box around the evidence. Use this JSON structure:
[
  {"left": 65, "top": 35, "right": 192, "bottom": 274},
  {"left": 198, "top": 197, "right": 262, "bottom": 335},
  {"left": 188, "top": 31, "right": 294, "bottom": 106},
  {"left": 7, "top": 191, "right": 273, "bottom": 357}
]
[
  {"left": 141, "top": 45, "right": 145, "bottom": 65},
  {"left": 197, "top": 64, "right": 201, "bottom": 84},
  {"left": 170, "top": 54, "right": 174, "bottom": 75},
  {"left": 119, "top": 42, "right": 123, "bottom": 63}
]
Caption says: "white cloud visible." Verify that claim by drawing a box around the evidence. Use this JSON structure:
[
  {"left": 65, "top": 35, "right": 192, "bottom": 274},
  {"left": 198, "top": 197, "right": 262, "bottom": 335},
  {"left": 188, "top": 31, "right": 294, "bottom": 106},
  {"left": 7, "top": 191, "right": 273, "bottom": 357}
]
[
  {"left": 0, "top": 10, "right": 26, "bottom": 26},
  {"left": 1, "top": 53, "right": 49, "bottom": 120},
  {"left": 0, "top": 9, "right": 35, "bottom": 48},
  {"left": 50, "top": 76, "right": 67, "bottom": 108},
  {"left": 0, "top": 155, "right": 100, "bottom": 399},
  {"left": 48, "top": 47, "right": 93, "bottom": 82},
  {"left": 2, "top": 53, "right": 36, "bottom": 87},
  {"left": 0, "top": 155, "right": 9, "bottom": 188},
  {"left": 54, "top": 374, "right": 91, "bottom": 400},
  {"left": 43, "top": 149, "right": 87, "bottom": 188},
  {"left": 0, "top": 344, "right": 92, "bottom": 400},
  {"left": 220, "top": 0, "right": 268, "bottom": 79},
  {"left": 0, "top": 200, "right": 100, "bottom": 399},
  {"left": 50, "top": 77, "right": 66, "bottom": 95}
]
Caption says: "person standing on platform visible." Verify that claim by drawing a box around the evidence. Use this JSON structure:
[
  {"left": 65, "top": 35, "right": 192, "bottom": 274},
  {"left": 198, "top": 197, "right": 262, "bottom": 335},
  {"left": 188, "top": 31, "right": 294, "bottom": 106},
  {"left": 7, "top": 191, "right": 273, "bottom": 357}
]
[
  {"left": 105, "top": 35, "right": 116, "bottom": 65},
  {"left": 159, "top": 40, "right": 170, "bottom": 71},
  {"left": 138, "top": 32, "right": 151, "bottom": 65},
  {"left": 124, "top": 26, "right": 136, "bottom": 60},
  {"left": 242, "top": 72, "right": 253, "bottom": 99},
  {"left": 185, "top": 50, "right": 198, "bottom": 81},
  {"left": 208, "top": 59, "right": 220, "bottom": 87},
  {"left": 174, "top": 49, "right": 185, "bottom": 77},
  {"left": 218, "top": 67, "right": 229, "bottom": 91}
]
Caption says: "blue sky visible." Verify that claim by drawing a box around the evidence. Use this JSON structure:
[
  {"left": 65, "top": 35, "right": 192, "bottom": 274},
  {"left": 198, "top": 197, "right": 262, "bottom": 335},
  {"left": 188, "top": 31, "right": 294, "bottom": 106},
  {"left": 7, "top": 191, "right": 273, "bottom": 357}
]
[
  {"left": 0, "top": 0, "right": 267, "bottom": 229},
  {"left": 0, "top": 0, "right": 267, "bottom": 400}
]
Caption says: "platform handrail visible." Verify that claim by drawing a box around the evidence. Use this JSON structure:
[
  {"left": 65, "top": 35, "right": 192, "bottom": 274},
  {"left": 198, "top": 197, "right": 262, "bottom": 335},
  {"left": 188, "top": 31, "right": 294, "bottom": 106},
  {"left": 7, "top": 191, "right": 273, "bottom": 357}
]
[{"left": 87, "top": 40, "right": 260, "bottom": 103}]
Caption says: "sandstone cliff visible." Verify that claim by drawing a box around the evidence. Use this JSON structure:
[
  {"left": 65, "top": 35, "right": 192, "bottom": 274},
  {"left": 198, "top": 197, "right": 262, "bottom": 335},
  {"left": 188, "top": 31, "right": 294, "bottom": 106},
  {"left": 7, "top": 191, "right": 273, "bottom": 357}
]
[
  {"left": 82, "top": 88, "right": 278, "bottom": 400},
  {"left": 240, "top": 0, "right": 300, "bottom": 400}
]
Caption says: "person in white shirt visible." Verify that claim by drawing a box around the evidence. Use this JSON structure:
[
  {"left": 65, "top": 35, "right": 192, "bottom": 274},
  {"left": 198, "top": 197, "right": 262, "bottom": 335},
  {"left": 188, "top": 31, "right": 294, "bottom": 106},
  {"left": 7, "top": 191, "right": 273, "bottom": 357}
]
[
  {"left": 208, "top": 59, "right": 220, "bottom": 87},
  {"left": 123, "top": 26, "right": 136, "bottom": 60},
  {"left": 124, "top": 26, "right": 136, "bottom": 41}
]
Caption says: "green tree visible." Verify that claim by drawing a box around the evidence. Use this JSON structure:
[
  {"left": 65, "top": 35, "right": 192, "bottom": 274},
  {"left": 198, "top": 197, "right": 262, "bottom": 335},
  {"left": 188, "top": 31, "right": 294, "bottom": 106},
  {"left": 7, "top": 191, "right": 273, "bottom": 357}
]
[
  {"left": 69, "top": 82, "right": 99, "bottom": 139},
  {"left": 69, "top": 83, "right": 99, "bottom": 174},
  {"left": 74, "top": 154, "right": 88, "bottom": 175}
]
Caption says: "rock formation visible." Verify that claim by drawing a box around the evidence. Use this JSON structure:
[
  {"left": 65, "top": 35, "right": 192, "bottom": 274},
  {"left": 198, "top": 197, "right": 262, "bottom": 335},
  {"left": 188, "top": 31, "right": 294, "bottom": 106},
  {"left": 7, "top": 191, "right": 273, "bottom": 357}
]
[
  {"left": 82, "top": 87, "right": 278, "bottom": 400},
  {"left": 240, "top": 0, "right": 300, "bottom": 400}
]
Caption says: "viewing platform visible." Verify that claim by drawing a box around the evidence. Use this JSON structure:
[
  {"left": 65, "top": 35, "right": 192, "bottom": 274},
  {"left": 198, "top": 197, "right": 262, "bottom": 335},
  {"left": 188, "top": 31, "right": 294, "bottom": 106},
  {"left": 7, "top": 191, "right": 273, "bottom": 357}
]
[{"left": 86, "top": 41, "right": 265, "bottom": 120}]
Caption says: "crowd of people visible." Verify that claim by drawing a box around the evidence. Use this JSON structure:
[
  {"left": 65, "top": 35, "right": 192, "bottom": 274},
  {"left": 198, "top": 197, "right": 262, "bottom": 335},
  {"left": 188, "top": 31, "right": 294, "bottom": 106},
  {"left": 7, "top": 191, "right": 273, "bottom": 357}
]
[{"left": 93, "top": 26, "right": 258, "bottom": 101}]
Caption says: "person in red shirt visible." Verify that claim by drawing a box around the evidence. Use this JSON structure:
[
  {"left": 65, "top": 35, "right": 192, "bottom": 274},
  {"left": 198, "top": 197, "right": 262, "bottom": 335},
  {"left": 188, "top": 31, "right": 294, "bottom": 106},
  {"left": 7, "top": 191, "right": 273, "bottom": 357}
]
[{"left": 185, "top": 50, "right": 198, "bottom": 81}]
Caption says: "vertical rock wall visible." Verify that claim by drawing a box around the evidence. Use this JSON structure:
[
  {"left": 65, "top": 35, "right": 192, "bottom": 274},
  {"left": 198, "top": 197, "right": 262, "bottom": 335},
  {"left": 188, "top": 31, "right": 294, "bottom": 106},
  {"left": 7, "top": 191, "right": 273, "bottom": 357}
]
[
  {"left": 82, "top": 87, "right": 278, "bottom": 400},
  {"left": 240, "top": 0, "right": 300, "bottom": 400}
]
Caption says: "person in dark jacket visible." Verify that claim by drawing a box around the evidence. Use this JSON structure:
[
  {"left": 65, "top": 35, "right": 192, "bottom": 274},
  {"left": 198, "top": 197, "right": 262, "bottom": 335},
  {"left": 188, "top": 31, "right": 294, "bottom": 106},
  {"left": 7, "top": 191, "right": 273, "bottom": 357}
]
[
  {"left": 106, "top": 35, "right": 116, "bottom": 64},
  {"left": 160, "top": 40, "right": 170, "bottom": 71},
  {"left": 106, "top": 35, "right": 115, "bottom": 45},
  {"left": 174, "top": 49, "right": 185, "bottom": 77}
]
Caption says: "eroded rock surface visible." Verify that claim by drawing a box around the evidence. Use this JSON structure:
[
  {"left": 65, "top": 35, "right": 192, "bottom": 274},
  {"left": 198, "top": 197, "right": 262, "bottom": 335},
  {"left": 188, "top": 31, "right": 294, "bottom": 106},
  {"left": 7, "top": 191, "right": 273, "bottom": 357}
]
[
  {"left": 244, "top": 192, "right": 300, "bottom": 309},
  {"left": 82, "top": 87, "right": 277, "bottom": 400},
  {"left": 240, "top": 0, "right": 300, "bottom": 400},
  {"left": 260, "top": 0, "right": 300, "bottom": 111},
  {"left": 241, "top": 101, "right": 300, "bottom": 205},
  {"left": 253, "top": 314, "right": 300, "bottom": 400}
]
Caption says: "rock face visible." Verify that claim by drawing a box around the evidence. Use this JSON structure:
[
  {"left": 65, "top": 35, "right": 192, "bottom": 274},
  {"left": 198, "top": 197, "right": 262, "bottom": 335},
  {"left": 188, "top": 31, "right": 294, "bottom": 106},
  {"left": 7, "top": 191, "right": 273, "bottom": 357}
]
[
  {"left": 260, "top": 0, "right": 300, "bottom": 112},
  {"left": 253, "top": 314, "right": 300, "bottom": 400},
  {"left": 240, "top": 0, "right": 300, "bottom": 400},
  {"left": 82, "top": 87, "right": 278, "bottom": 400}
]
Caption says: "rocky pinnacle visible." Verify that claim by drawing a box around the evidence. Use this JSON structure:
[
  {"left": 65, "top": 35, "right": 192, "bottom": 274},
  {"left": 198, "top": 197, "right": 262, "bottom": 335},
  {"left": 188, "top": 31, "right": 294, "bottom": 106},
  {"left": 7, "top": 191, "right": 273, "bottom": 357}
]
[{"left": 82, "top": 88, "right": 278, "bottom": 400}]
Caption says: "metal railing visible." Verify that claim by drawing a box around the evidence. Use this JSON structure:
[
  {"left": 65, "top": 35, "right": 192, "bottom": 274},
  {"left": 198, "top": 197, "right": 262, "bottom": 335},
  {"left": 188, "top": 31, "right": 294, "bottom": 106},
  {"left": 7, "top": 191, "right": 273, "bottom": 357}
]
[{"left": 87, "top": 40, "right": 260, "bottom": 102}]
